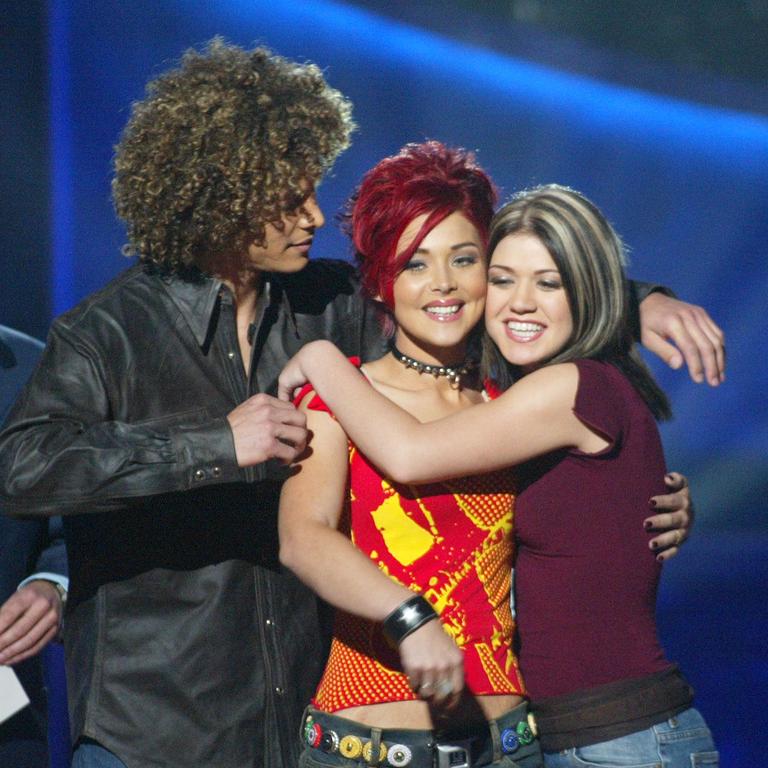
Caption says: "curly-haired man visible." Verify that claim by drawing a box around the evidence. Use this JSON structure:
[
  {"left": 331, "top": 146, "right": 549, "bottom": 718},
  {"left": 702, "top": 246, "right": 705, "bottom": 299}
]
[
  {"left": 0, "top": 38, "right": 723, "bottom": 768},
  {"left": 0, "top": 40, "right": 381, "bottom": 768}
]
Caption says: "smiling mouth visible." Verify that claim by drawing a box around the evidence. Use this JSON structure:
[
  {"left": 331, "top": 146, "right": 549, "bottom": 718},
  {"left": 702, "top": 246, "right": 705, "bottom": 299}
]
[
  {"left": 424, "top": 304, "right": 464, "bottom": 321},
  {"left": 505, "top": 320, "right": 545, "bottom": 341}
]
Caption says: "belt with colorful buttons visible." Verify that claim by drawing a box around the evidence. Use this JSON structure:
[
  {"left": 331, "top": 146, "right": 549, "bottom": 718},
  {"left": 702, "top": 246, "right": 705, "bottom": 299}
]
[{"left": 301, "top": 705, "right": 538, "bottom": 766}]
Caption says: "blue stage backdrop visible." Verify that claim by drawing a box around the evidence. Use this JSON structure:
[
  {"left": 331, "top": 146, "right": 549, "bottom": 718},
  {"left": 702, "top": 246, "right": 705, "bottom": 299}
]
[{"left": 1, "top": 1, "right": 765, "bottom": 765}]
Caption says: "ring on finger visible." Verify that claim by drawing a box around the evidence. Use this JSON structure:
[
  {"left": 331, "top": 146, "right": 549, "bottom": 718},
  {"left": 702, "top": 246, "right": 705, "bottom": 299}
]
[
  {"left": 419, "top": 681, "right": 435, "bottom": 695},
  {"left": 436, "top": 679, "right": 454, "bottom": 697}
]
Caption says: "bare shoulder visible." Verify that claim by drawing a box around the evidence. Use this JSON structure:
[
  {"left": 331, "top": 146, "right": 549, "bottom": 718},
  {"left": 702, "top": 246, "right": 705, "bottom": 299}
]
[
  {"left": 506, "top": 363, "right": 580, "bottom": 409},
  {"left": 497, "top": 363, "right": 598, "bottom": 452},
  {"left": 358, "top": 355, "right": 392, "bottom": 385}
]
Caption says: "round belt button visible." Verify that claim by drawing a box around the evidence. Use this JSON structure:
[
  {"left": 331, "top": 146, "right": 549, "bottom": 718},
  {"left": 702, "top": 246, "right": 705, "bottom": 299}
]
[
  {"left": 501, "top": 728, "right": 519, "bottom": 754},
  {"left": 303, "top": 716, "right": 315, "bottom": 745},
  {"left": 305, "top": 722, "right": 323, "bottom": 748},
  {"left": 362, "top": 741, "right": 387, "bottom": 764},
  {"left": 320, "top": 730, "right": 339, "bottom": 754},
  {"left": 387, "top": 744, "right": 413, "bottom": 767},
  {"left": 339, "top": 735, "right": 363, "bottom": 759},
  {"left": 516, "top": 720, "right": 534, "bottom": 745}
]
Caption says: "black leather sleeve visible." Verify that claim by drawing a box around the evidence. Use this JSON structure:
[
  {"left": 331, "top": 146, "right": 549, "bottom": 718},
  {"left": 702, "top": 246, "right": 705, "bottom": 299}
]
[
  {"left": 631, "top": 279, "right": 675, "bottom": 304},
  {"left": 628, "top": 279, "right": 676, "bottom": 340},
  {"left": 0, "top": 324, "right": 239, "bottom": 517}
]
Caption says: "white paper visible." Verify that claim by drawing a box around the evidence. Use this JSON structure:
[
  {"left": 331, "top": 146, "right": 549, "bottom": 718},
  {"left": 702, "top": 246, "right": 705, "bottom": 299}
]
[{"left": 0, "top": 665, "right": 30, "bottom": 724}]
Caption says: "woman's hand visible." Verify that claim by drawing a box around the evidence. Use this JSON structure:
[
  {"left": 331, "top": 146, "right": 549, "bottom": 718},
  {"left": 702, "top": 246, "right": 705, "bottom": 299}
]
[
  {"left": 277, "top": 340, "right": 337, "bottom": 402},
  {"left": 277, "top": 349, "right": 311, "bottom": 403},
  {"left": 644, "top": 472, "right": 693, "bottom": 562},
  {"left": 399, "top": 620, "right": 464, "bottom": 707}
]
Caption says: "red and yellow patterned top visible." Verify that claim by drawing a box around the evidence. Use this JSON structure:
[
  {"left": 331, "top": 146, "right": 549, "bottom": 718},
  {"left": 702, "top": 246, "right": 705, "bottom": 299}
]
[{"left": 296, "top": 376, "right": 525, "bottom": 712}]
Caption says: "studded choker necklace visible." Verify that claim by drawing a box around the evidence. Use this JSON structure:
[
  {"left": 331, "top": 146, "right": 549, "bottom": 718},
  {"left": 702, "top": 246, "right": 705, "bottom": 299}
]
[{"left": 390, "top": 344, "right": 475, "bottom": 388}]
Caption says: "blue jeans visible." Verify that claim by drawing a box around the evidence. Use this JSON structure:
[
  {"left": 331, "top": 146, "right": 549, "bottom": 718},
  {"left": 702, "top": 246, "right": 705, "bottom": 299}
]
[
  {"left": 542, "top": 708, "right": 718, "bottom": 767},
  {"left": 71, "top": 740, "right": 128, "bottom": 768}
]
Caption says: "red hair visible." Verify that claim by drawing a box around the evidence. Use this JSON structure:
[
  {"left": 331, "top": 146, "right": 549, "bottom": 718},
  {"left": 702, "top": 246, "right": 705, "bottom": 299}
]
[{"left": 348, "top": 141, "right": 497, "bottom": 310}]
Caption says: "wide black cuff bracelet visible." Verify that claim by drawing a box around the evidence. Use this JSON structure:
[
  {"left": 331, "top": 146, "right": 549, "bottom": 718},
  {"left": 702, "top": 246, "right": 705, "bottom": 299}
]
[{"left": 382, "top": 594, "right": 439, "bottom": 647}]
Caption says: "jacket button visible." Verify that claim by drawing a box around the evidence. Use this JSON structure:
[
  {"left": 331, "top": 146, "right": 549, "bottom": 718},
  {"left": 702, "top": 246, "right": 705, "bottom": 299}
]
[
  {"left": 274, "top": 686, "right": 284, "bottom": 695},
  {"left": 194, "top": 469, "right": 205, "bottom": 481},
  {"left": 227, "top": 351, "right": 236, "bottom": 360},
  {"left": 212, "top": 466, "right": 222, "bottom": 477}
]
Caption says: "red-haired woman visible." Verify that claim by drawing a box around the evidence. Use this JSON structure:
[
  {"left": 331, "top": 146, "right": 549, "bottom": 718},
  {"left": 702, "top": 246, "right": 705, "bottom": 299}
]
[{"left": 279, "top": 142, "right": 539, "bottom": 768}]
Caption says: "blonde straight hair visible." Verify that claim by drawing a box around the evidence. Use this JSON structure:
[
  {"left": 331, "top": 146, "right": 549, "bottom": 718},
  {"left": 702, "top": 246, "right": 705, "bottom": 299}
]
[{"left": 482, "top": 184, "right": 671, "bottom": 420}]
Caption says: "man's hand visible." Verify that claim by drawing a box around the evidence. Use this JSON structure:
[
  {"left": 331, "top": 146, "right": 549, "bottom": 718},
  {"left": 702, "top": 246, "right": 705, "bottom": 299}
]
[
  {"left": 639, "top": 293, "right": 725, "bottom": 386},
  {"left": 0, "top": 580, "right": 63, "bottom": 665},
  {"left": 227, "top": 393, "right": 308, "bottom": 467},
  {"left": 644, "top": 472, "right": 693, "bottom": 562}
]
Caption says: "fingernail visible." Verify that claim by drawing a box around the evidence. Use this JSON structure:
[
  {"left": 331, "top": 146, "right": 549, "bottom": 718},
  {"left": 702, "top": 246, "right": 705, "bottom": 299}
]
[
  {"left": 656, "top": 554, "right": 665, "bottom": 563},
  {"left": 648, "top": 499, "right": 657, "bottom": 508},
  {"left": 665, "top": 473, "right": 674, "bottom": 482},
  {"left": 644, "top": 520, "right": 653, "bottom": 530}
]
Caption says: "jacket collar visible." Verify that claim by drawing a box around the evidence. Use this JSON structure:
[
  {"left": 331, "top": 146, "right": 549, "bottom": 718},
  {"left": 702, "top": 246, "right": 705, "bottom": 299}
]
[
  {"left": 159, "top": 270, "right": 297, "bottom": 348},
  {"left": 160, "top": 272, "right": 223, "bottom": 348}
]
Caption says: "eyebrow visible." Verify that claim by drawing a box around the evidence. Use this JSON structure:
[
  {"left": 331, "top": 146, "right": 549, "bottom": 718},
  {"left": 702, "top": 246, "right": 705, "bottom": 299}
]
[
  {"left": 488, "top": 265, "right": 560, "bottom": 274},
  {"left": 414, "top": 241, "right": 481, "bottom": 254}
]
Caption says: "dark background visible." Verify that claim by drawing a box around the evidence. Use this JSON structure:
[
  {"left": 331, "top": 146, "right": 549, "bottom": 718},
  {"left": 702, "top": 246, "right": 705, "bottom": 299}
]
[{"left": 2, "top": 1, "right": 766, "bottom": 765}]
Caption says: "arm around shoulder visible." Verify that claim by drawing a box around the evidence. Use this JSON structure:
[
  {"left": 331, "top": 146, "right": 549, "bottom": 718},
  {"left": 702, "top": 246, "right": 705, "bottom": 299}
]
[
  {"left": 289, "top": 360, "right": 588, "bottom": 484},
  {"left": 381, "top": 363, "right": 591, "bottom": 482}
]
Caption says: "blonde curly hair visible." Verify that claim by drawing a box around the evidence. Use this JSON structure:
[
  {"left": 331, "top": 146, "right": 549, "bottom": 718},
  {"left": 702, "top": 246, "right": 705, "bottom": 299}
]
[{"left": 112, "top": 38, "right": 355, "bottom": 272}]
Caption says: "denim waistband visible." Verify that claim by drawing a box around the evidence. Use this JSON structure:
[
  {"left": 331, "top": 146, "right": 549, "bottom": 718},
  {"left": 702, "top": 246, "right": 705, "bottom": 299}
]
[
  {"left": 532, "top": 666, "right": 695, "bottom": 751},
  {"left": 301, "top": 701, "right": 539, "bottom": 767}
]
